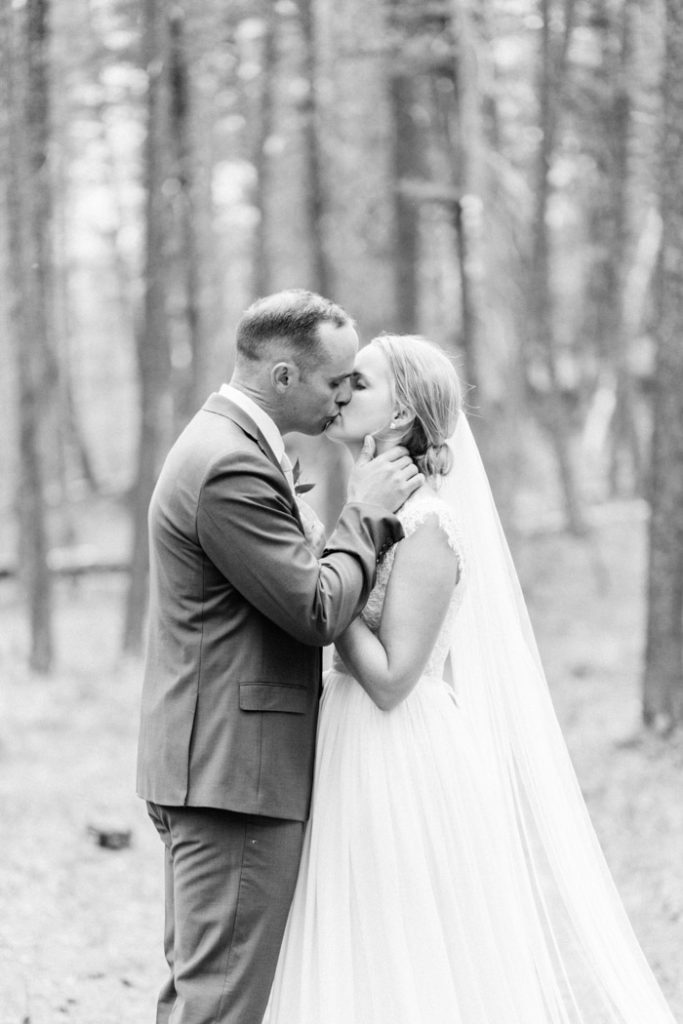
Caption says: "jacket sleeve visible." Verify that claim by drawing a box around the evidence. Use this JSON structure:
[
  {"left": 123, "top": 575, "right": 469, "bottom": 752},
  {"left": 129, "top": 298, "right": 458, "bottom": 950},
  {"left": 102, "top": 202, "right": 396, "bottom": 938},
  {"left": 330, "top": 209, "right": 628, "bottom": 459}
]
[{"left": 196, "top": 451, "right": 404, "bottom": 646}]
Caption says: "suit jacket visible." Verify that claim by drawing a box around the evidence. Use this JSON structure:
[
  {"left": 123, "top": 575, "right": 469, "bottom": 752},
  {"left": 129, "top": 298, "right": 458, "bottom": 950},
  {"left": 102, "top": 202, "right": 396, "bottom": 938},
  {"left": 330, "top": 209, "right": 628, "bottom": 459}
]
[{"left": 136, "top": 392, "right": 403, "bottom": 821}]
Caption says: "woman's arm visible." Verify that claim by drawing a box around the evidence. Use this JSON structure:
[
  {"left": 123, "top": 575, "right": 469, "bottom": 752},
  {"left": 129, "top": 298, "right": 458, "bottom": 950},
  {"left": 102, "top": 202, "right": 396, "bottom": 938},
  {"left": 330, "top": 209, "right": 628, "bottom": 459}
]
[{"left": 334, "top": 515, "right": 459, "bottom": 711}]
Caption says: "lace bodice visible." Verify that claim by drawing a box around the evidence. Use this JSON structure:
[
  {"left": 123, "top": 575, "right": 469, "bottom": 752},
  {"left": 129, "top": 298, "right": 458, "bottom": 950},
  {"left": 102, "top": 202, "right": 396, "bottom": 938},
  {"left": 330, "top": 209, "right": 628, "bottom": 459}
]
[{"left": 355, "top": 490, "right": 466, "bottom": 680}]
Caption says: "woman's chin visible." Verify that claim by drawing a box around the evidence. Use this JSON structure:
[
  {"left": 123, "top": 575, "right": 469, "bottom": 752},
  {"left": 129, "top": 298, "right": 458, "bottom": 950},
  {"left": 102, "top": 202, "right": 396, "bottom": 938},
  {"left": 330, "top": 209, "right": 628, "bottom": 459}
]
[
  {"left": 325, "top": 419, "right": 351, "bottom": 444},
  {"left": 326, "top": 414, "right": 379, "bottom": 448}
]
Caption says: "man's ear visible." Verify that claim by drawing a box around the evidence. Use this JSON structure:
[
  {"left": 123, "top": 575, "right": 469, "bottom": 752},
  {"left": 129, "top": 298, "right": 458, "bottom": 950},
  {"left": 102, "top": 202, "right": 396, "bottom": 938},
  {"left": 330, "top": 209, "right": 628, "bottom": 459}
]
[{"left": 271, "top": 361, "right": 300, "bottom": 393}]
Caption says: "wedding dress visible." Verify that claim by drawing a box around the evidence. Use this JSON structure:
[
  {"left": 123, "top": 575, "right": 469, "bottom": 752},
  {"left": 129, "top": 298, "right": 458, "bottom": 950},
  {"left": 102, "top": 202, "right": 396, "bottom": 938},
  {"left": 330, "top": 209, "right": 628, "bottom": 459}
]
[{"left": 264, "top": 419, "right": 677, "bottom": 1024}]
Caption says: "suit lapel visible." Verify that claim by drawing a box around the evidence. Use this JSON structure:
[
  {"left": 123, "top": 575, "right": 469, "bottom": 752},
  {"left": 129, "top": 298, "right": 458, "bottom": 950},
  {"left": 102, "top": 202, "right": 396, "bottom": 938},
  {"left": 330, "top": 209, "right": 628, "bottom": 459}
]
[
  {"left": 201, "top": 393, "right": 303, "bottom": 527},
  {"left": 203, "top": 392, "right": 280, "bottom": 467}
]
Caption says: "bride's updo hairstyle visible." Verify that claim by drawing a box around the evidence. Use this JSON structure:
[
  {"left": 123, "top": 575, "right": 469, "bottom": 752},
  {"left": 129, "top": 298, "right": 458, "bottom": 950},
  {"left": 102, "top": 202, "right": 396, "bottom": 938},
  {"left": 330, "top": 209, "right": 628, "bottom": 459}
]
[{"left": 371, "top": 334, "right": 462, "bottom": 479}]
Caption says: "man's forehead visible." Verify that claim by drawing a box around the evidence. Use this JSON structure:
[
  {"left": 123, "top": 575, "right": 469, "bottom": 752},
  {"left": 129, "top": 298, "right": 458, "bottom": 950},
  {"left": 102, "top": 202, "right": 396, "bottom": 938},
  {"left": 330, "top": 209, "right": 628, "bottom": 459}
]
[{"left": 316, "top": 323, "right": 358, "bottom": 373}]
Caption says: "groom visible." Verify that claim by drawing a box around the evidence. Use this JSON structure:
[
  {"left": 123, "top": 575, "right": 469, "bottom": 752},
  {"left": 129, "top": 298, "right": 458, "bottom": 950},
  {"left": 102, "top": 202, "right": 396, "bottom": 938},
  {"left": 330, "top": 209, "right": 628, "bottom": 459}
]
[{"left": 137, "top": 290, "right": 422, "bottom": 1024}]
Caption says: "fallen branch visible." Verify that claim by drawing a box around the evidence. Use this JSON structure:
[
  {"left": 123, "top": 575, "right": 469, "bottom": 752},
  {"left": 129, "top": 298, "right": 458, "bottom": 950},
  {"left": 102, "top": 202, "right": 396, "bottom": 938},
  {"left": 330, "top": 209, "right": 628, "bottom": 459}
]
[{"left": 0, "top": 545, "right": 129, "bottom": 579}]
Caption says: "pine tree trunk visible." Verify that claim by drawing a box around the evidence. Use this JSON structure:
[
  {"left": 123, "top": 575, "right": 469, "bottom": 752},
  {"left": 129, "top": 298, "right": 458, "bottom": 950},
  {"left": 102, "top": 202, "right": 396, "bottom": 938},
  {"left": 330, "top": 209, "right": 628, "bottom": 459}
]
[
  {"left": 52, "top": 136, "right": 99, "bottom": 495},
  {"left": 529, "top": 0, "right": 586, "bottom": 534},
  {"left": 5, "top": 0, "right": 55, "bottom": 673},
  {"left": 252, "top": 7, "right": 276, "bottom": 299},
  {"left": 297, "top": 0, "right": 331, "bottom": 296},
  {"left": 642, "top": 0, "right": 683, "bottom": 730},
  {"left": 586, "top": 0, "right": 643, "bottom": 495},
  {"left": 451, "top": 0, "right": 486, "bottom": 393},
  {"left": 168, "top": 5, "right": 205, "bottom": 427},
  {"left": 317, "top": 0, "right": 396, "bottom": 335},
  {"left": 391, "top": 72, "right": 420, "bottom": 334},
  {"left": 607, "top": 1, "right": 638, "bottom": 493},
  {"left": 122, "top": 0, "right": 174, "bottom": 655}
]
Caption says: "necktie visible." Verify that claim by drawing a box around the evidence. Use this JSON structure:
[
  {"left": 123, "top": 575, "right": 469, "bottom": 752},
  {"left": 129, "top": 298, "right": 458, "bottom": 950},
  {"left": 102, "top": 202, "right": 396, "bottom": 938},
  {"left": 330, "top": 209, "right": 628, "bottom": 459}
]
[{"left": 280, "top": 452, "right": 295, "bottom": 494}]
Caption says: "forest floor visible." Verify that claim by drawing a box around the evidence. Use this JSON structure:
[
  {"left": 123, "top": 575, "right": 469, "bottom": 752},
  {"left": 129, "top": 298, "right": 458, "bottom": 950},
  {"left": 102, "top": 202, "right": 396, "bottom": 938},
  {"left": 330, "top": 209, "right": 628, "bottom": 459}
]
[{"left": 0, "top": 513, "right": 681, "bottom": 1024}]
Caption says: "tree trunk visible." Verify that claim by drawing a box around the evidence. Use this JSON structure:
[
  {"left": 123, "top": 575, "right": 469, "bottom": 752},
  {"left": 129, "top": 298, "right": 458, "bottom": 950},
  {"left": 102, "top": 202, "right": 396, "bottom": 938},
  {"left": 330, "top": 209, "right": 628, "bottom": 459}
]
[
  {"left": 317, "top": 0, "right": 396, "bottom": 336},
  {"left": 585, "top": 0, "right": 643, "bottom": 496},
  {"left": 168, "top": 4, "right": 206, "bottom": 427},
  {"left": 390, "top": 72, "right": 421, "bottom": 334},
  {"left": 529, "top": 0, "right": 586, "bottom": 534},
  {"left": 252, "top": 7, "right": 276, "bottom": 299},
  {"left": 4, "top": 0, "right": 55, "bottom": 673},
  {"left": 607, "top": 0, "right": 644, "bottom": 495},
  {"left": 122, "top": 0, "right": 174, "bottom": 655},
  {"left": 297, "top": 0, "right": 331, "bottom": 296},
  {"left": 52, "top": 133, "right": 99, "bottom": 497},
  {"left": 450, "top": 0, "right": 487, "bottom": 393},
  {"left": 642, "top": 0, "right": 683, "bottom": 730}
]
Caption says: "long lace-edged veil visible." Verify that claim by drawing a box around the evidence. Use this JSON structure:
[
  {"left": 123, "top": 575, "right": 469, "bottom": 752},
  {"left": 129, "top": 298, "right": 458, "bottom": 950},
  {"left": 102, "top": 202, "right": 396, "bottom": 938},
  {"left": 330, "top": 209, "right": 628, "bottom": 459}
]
[{"left": 443, "top": 413, "right": 677, "bottom": 1024}]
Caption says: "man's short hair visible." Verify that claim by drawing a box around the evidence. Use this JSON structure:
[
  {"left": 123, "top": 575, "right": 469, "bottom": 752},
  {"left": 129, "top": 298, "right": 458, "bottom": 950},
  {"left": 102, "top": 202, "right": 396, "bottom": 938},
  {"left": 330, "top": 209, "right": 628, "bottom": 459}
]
[{"left": 236, "top": 290, "right": 353, "bottom": 370}]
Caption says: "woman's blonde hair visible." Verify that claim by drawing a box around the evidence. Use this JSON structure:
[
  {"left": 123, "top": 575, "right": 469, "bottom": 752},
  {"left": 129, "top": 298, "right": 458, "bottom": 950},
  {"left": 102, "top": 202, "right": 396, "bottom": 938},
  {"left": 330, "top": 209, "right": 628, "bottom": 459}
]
[{"left": 371, "top": 334, "right": 462, "bottom": 478}]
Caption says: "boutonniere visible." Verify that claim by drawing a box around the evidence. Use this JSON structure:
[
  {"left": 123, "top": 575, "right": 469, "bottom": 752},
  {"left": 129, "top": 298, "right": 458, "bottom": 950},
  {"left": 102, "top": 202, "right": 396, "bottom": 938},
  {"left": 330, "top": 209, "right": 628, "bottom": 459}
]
[{"left": 292, "top": 458, "right": 315, "bottom": 495}]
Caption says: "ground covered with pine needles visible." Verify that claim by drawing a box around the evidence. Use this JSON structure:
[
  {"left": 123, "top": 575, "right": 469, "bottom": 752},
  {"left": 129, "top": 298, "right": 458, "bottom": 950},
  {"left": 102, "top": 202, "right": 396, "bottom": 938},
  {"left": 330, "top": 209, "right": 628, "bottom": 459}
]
[{"left": 0, "top": 515, "right": 681, "bottom": 1023}]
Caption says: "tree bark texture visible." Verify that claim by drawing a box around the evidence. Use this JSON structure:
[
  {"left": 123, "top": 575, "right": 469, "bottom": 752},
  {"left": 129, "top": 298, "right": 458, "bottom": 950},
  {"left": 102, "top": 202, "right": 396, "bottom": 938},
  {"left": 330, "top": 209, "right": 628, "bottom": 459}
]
[
  {"left": 168, "top": 4, "right": 208, "bottom": 428},
  {"left": 317, "top": 0, "right": 397, "bottom": 336},
  {"left": 642, "top": 0, "right": 683, "bottom": 729},
  {"left": 585, "top": 0, "right": 642, "bottom": 495},
  {"left": 122, "top": 0, "right": 174, "bottom": 655},
  {"left": 297, "top": 0, "right": 332, "bottom": 296},
  {"left": 529, "top": 0, "right": 586, "bottom": 534},
  {"left": 4, "top": 0, "right": 55, "bottom": 672},
  {"left": 450, "top": 0, "right": 487, "bottom": 393},
  {"left": 390, "top": 72, "right": 421, "bottom": 334},
  {"left": 250, "top": 5, "right": 276, "bottom": 298}
]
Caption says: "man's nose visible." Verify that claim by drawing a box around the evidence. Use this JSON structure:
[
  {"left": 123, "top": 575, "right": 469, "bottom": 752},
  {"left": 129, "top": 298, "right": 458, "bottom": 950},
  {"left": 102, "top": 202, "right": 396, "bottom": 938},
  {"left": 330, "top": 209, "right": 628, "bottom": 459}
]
[{"left": 336, "top": 380, "right": 352, "bottom": 406}]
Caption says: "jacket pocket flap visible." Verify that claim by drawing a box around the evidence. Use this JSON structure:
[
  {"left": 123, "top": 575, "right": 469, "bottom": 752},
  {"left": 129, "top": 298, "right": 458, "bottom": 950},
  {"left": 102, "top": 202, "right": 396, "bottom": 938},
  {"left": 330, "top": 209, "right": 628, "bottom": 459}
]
[{"left": 239, "top": 683, "right": 308, "bottom": 714}]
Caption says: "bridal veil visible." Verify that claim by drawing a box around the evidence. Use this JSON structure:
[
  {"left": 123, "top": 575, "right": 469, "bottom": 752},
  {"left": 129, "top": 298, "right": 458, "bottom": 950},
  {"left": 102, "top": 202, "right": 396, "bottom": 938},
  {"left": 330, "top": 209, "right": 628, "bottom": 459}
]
[{"left": 443, "top": 414, "right": 676, "bottom": 1024}]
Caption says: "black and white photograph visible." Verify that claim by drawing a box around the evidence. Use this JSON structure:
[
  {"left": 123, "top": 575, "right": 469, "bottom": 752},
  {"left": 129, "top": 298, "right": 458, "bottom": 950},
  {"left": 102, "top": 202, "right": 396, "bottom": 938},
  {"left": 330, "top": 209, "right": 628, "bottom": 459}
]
[{"left": 0, "top": 1, "right": 681, "bottom": 1022}]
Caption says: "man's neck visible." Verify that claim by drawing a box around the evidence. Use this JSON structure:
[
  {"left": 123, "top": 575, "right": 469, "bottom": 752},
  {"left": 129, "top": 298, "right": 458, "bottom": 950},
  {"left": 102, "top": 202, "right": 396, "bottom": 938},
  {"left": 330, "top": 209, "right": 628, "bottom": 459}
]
[{"left": 226, "top": 379, "right": 284, "bottom": 432}]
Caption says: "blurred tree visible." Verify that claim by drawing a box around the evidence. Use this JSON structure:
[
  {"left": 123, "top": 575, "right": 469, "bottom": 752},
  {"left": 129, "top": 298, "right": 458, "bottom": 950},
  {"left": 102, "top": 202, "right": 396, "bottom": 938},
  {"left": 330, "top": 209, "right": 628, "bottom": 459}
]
[
  {"left": 50, "top": 0, "right": 109, "bottom": 499},
  {"left": 245, "top": 5, "right": 276, "bottom": 298},
  {"left": 3, "top": 0, "right": 55, "bottom": 672},
  {"left": 317, "top": 0, "right": 396, "bottom": 336},
  {"left": 385, "top": 1, "right": 492, "bottom": 391},
  {"left": 450, "top": 0, "right": 487, "bottom": 392},
  {"left": 167, "top": 3, "right": 213, "bottom": 426},
  {"left": 122, "top": 0, "right": 174, "bottom": 654},
  {"left": 643, "top": 0, "right": 683, "bottom": 731},
  {"left": 602, "top": 0, "right": 643, "bottom": 495},
  {"left": 386, "top": 0, "right": 425, "bottom": 334},
  {"left": 390, "top": 67, "right": 421, "bottom": 334},
  {"left": 580, "top": 0, "right": 643, "bottom": 497},
  {"left": 168, "top": 4, "right": 199, "bottom": 423},
  {"left": 52, "top": 169, "right": 100, "bottom": 499},
  {"left": 297, "top": 0, "right": 332, "bottom": 296},
  {"left": 528, "top": 0, "right": 586, "bottom": 534}
]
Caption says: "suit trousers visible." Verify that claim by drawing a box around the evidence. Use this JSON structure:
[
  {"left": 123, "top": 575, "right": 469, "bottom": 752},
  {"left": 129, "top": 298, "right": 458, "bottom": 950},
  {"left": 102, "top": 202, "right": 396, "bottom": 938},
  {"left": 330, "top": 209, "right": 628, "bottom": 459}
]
[{"left": 147, "top": 802, "right": 305, "bottom": 1024}]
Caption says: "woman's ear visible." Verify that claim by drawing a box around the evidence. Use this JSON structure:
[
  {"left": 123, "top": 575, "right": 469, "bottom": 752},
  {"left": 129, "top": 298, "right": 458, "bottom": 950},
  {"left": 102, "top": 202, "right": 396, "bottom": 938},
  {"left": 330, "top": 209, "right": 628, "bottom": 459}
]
[
  {"left": 271, "top": 361, "right": 300, "bottom": 393},
  {"left": 390, "top": 403, "right": 414, "bottom": 431}
]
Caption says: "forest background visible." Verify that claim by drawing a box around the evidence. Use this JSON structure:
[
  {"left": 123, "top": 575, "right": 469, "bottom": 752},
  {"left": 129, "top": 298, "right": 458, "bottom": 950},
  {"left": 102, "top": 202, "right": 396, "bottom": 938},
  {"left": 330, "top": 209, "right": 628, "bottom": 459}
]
[{"left": 0, "top": 0, "right": 682, "bottom": 1021}]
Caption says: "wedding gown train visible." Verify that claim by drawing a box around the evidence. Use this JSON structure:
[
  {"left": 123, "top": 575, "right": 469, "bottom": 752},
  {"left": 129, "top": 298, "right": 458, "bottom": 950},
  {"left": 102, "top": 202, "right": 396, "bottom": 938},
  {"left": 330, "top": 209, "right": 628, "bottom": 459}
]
[{"left": 263, "top": 486, "right": 677, "bottom": 1024}]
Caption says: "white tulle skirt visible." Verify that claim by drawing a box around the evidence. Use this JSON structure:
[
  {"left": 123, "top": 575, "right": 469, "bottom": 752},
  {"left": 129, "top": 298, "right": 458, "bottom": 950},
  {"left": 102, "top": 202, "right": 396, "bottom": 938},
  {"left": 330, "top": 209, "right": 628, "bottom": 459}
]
[{"left": 264, "top": 668, "right": 568, "bottom": 1024}]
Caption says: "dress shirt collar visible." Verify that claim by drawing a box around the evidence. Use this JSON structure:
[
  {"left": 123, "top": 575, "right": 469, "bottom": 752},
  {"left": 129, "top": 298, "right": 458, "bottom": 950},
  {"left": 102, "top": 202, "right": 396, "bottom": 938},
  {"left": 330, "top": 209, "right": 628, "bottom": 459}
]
[{"left": 219, "top": 383, "right": 285, "bottom": 464}]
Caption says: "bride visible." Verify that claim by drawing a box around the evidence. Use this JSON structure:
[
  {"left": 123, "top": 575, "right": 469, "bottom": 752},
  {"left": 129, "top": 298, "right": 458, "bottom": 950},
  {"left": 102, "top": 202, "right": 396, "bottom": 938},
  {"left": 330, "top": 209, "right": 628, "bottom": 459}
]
[{"left": 264, "top": 334, "right": 677, "bottom": 1024}]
